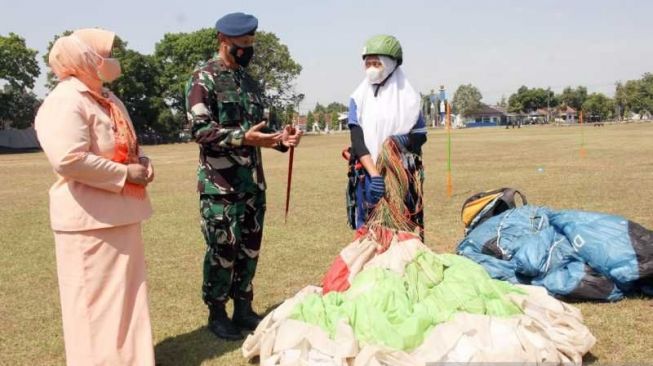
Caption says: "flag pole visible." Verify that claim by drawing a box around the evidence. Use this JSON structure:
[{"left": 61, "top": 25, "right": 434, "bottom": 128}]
[{"left": 446, "top": 102, "right": 453, "bottom": 198}]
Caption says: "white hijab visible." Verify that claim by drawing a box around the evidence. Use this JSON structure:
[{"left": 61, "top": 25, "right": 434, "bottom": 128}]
[{"left": 351, "top": 56, "right": 421, "bottom": 162}]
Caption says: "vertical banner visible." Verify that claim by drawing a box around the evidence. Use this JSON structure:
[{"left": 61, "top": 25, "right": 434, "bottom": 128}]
[
  {"left": 446, "top": 102, "right": 453, "bottom": 198},
  {"left": 429, "top": 92, "right": 437, "bottom": 127},
  {"left": 439, "top": 86, "right": 446, "bottom": 127}
]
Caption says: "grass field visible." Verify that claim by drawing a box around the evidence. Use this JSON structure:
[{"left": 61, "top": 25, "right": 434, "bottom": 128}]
[{"left": 1, "top": 123, "right": 652, "bottom": 365}]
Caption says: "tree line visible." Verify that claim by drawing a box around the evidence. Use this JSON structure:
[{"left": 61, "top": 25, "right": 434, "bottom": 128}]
[
  {"left": 3, "top": 30, "right": 652, "bottom": 138},
  {"left": 304, "top": 102, "right": 348, "bottom": 131},
  {"left": 0, "top": 30, "right": 302, "bottom": 143},
  {"left": 429, "top": 74, "right": 653, "bottom": 122}
]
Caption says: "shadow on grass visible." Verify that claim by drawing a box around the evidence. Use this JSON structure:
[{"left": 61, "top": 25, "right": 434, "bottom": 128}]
[
  {"left": 558, "top": 290, "right": 653, "bottom": 305},
  {"left": 154, "top": 326, "right": 242, "bottom": 366},
  {"left": 154, "top": 302, "right": 283, "bottom": 365},
  {"left": 583, "top": 352, "right": 599, "bottom": 364}
]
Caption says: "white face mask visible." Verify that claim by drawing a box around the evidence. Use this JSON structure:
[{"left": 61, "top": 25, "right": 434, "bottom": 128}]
[{"left": 366, "top": 66, "right": 384, "bottom": 84}]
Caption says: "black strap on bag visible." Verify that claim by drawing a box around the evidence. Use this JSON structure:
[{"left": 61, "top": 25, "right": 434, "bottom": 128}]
[{"left": 462, "top": 187, "right": 528, "bottom": 234}]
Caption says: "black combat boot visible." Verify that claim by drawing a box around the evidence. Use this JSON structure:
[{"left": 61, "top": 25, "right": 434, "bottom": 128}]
[
  {"left": 208, "top": 305, "right": 244, "bottom": 341},
  {"left": 232, "top": 299, "right": 263, "bottom": 331}
]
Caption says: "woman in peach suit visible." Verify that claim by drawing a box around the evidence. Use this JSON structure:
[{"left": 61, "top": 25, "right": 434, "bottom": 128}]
[{"left": 35, "top": 28, "right": 155, "bottom": 366}]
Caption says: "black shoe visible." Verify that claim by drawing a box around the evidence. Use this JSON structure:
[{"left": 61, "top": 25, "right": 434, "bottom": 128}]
[
  {"left": 232, "top": 299, "right": 263, "bottom": 331},
  {"left": 208, "top": 306, "right": 244, "bottom": 341}
]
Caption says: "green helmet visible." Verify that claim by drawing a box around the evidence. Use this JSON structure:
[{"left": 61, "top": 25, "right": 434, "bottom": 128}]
[{"left": 362, "top": 35, "right": 403, "bottom": 65}]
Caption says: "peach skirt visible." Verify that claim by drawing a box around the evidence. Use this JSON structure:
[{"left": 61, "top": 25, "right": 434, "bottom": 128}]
[{"left": 54, "top": 223, "right": 154, "bottom": 366}]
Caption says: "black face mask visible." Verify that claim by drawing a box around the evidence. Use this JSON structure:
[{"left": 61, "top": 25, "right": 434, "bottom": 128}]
[{"left": 229, "top": 45, "right": 254, "bottom": 67}]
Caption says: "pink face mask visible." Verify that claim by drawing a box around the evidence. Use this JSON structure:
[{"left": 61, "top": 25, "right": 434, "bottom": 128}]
[{"left": 97, "top": 57, "right": 122, "bottom": 82}]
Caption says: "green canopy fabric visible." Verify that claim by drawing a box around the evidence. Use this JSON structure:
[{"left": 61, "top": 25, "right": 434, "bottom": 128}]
[{"left": 291, "top": 252, "right": 524, "bottom": 351}]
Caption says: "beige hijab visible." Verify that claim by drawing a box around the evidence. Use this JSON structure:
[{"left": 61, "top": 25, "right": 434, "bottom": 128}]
[{"left": 48, "top": 28, "right": 115, "bottom": 92}]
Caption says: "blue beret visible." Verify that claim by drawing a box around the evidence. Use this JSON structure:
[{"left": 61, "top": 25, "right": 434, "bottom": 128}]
[{"left": 215, "top": 12, "right": 258, "bottom": 37}]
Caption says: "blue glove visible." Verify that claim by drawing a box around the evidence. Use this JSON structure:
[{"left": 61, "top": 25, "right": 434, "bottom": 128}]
[
  {"left": 392, "top": 134, "right": 410, "bottom": 148},
  {"left": 365, "top": 176, "right": 386, "bottom": 205}
]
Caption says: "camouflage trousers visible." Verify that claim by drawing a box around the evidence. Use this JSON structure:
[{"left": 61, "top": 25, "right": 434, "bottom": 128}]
[{"left": 199, "top": 190, "right": 266, "bottom": 307}]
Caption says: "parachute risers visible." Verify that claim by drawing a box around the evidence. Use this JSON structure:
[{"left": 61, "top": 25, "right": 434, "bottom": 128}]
[{"left": 365, "top": 138, "right": 423, "bottom": 239}]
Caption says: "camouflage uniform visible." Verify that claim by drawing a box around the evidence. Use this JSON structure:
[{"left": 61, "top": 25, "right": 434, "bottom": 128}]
[{"left": 186, "top": 56, "right": 279, "bottom": 307}]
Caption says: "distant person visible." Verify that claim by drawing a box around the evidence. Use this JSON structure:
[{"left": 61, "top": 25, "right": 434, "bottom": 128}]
[
  {"left": 185, "top": 12, "right": 302, "bottom": 340},
  {"left": 346, "top": 35, "right": 427, "bottom": 240},
  {"left": 34, "top": 29, "right": 155, "bottom": 365}
]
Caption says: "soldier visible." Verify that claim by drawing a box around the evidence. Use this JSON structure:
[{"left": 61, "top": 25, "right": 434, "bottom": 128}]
[{"left": 185, "top": 12, "right": 302, "bottom": 340}]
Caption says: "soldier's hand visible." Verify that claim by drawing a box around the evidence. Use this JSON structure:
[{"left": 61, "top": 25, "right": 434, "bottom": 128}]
[
  {"left": 282, "top": 125, "right": 303, "bottom": 148},
  {"left": 244, "top": 121, "right": 283, "bottom": 148}
]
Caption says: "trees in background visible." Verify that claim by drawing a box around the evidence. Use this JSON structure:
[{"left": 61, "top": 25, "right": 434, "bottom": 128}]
[
  {"left": 6, "top": 28, "right": 653, "bottom": 135},
  {"left": 0, "top": 33, "right": 41, "bottom": 129},
  {"left": 615, "top": 74, "right": 653, "bottom": 119},
  {"left": 507, "top": 86, "right": 557, "bottom": 114},
  {"left": 558, "top": 86, "right": 588, "bottom": 111},
  {"left": 452, "top": 84, "right": 482, "bottom": 117},
  {"left": 37, "top": 28, "right": 302, "bottom": 142},
  {"left": 582, "top": 93, "right": 615, "bottom": 121}
]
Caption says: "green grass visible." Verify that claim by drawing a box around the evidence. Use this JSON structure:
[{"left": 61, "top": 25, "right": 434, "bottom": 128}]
[{"left": 1, "top": 123, "right": 652, "bottom": 365}]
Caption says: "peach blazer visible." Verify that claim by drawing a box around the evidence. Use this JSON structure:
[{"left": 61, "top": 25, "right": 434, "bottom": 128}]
[{"left": 35, "top": 77, "right": 152, "bottom": 232}]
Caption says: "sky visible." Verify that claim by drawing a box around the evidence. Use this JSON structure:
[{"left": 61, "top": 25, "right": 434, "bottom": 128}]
[{"left": 2, "top": 0, "right": 652, "bottom": 113}]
